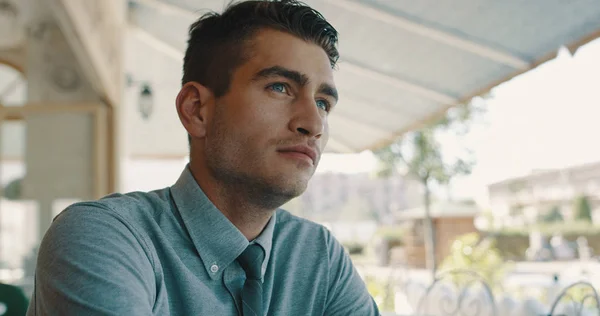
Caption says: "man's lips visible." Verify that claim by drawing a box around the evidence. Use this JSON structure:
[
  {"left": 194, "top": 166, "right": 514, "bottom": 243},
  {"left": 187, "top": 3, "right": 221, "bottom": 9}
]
[{"left": 277, "top": 145, "right": 318, "bottom": 165}]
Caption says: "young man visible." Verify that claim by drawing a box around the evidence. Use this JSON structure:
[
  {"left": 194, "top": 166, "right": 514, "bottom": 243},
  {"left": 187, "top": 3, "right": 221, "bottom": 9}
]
[{"left": 28, "top": 0, "right": 380, "bottom": 315}]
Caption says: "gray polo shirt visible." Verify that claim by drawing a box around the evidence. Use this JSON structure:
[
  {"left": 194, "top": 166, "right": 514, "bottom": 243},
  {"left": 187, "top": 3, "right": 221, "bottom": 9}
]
[{"left": 28, "top": 166, "right": 380, "bottom": 315}]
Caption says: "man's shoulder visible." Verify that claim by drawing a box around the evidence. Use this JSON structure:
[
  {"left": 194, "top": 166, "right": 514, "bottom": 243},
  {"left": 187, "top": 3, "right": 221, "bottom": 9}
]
[
  {"left": 44, "top": 189, "right": 172, "bottom": 265},
  {"left": 58, "top": 188, "right": 172, "bottom": 224}
]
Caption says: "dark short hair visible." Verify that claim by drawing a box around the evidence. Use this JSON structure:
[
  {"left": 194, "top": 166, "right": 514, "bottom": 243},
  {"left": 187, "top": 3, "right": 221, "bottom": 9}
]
[{"left": 182, "top": 0, "right": 339, "bottom": 98}]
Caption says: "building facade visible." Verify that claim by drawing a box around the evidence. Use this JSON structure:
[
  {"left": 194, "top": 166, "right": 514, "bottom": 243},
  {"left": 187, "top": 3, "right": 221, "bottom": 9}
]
[{"left": 488, "top": 161, "right": 600, "bottom": 228}]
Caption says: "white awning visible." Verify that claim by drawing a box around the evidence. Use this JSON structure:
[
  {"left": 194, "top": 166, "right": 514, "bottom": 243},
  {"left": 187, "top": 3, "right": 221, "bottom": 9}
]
[{"left": 128, "top": 0, "right": 600, "bottom": 153}]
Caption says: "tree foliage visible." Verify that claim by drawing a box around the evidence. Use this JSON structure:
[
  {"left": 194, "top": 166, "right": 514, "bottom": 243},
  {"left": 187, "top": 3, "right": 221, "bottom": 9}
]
[
  {"left": 574, "top": 195, "right": 593, "bottom": 223},
  {"left": 373, "top": 98, "right": 486, "bottom": 272},
  {"left": 540, "top": 205, "right": 564, "bottom": 223},
  {"left": 2, "top": 178, "right": 22, "bottom": 200},
  {"left": 439, "top": 232, "right": 508, "bottom": 287},
  {"left": 373, "top": 100, "right": 485, "bottom": 183}
]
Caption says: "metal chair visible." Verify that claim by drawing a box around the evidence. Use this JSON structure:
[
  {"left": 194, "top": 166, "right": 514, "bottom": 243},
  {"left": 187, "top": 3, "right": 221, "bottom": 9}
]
[{"left": 414, "top": 269, "right": 498, "bottom": 316}]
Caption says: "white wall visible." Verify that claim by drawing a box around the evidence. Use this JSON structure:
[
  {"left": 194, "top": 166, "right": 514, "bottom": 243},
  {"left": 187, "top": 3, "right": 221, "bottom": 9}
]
[
  {"left": 121, "top": 158, "right": 189, "bottom": 192},
  {"left": 123, "top": 28, "right": 189, "bottom": 159}
]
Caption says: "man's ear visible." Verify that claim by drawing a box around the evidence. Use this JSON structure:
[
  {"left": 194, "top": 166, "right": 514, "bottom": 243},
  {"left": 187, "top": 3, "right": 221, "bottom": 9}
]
[{"left": 176, "top": 82, "right": 214, "bottom": 139}]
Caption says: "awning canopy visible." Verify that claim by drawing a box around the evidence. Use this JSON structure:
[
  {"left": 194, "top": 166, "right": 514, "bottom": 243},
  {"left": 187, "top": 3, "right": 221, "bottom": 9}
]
[{"left": 128, "top": 0, "right": 600, "bottom": 153}]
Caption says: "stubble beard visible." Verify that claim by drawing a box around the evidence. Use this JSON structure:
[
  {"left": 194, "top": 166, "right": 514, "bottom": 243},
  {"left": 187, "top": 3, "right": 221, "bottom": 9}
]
[{"left": 205, "top": 111, "right": 309, "bottom": 210}]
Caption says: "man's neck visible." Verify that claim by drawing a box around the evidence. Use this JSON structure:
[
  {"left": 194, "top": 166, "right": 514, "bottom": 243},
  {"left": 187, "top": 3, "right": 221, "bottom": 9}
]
[{"left": 189, "top": 163, "right": 274, "bottom": 241}]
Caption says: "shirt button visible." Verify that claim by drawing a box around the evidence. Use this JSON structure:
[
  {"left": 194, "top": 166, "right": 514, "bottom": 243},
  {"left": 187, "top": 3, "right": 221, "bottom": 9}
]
[{"left": 210, "top": 264, "right": 219, "bottom": 273}]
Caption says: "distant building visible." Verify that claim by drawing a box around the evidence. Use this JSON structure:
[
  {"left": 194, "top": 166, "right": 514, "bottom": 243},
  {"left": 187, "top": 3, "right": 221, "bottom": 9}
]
[
  {"left": 284, "top": 171, "right": 422, "bottom": 224},
  {"left": 487, "top": 161, "right": 600, "bottom": 228},
  {"left": 394, "top": 201, "right": 479, "bottom": 268}
]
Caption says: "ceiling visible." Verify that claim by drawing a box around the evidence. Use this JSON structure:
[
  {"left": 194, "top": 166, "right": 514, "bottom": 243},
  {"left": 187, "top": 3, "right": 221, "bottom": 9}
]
[{"left": 128, "top": 0, "right": 600, "bottom": 153}]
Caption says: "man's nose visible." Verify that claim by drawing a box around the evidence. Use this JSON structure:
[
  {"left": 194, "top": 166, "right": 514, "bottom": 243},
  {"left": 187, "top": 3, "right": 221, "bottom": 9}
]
[{"left": 288, "top": 98, "right": 325, "bottom": 138}]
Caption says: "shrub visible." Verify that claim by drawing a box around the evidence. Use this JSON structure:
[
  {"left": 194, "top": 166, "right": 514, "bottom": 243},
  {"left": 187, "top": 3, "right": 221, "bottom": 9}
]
[
  {"left": 439, "top": 232, "right": 508, "bottom": 288},
  {"left": 374, "top": 226, "right": 405, "bottom": 248},
  {"left": 574, "top": 195, "right": 593, "bottom": 223},
  {"left": 540, "top": 205, "right": 563, "bottom": 223},
  {"left": 365, "top": 276, "right": 395, "bottom": 312},
  {"left": 342, "top": 242, "right": 365, "bottom": 255}
]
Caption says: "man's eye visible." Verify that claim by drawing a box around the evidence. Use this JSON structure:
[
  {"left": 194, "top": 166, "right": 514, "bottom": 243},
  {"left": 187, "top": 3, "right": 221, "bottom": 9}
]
[
  {"left": 269, "top": 83, "right": 288, "bottom": 93},
  {"left": 316, "top": 100, "right": 330, "bottom": 112}
]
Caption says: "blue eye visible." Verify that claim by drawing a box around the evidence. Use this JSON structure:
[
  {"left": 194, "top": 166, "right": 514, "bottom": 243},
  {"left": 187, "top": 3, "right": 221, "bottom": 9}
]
[
  {"left": 269, "top": 83, "right": 287, "bottom": 93},
  {"left": 316, "top": 100, "right": 330, "bottom": 112}
]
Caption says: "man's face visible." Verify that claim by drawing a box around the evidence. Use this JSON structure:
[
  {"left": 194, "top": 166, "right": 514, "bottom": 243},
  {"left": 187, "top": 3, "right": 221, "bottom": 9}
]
[{"left": 204, "top": 28, "right": 337, "bottom": 206}]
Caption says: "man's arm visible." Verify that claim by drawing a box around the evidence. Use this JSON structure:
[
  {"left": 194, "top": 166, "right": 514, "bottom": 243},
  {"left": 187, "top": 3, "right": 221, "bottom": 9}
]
[
  {"left": 324, "top": 231, "right": 381, "bottom": 316},
  {"left": 27, "top": 203, "right": 156, "bottom": 316}
]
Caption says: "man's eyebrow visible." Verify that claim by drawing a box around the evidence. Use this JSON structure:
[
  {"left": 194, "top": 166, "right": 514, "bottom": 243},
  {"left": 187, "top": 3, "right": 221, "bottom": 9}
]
[
  {"left": 318, "top": 83, "right": 338, "bottom": 103},
  {"left": 252, "top": 66, "right": 309, "bottom": 86},
  {"left": 253, "top": 65, "right": 338, "bottom": 102}
]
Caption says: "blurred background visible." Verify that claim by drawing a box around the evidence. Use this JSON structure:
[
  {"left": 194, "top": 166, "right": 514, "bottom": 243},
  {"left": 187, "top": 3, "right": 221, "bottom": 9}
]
[{"left": 1, "top": 0, "right": 600, "bottom": 315}]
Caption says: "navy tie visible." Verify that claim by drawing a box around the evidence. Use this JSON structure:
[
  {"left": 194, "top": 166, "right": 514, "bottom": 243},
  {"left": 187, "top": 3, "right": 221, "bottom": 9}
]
[{"left": 237, "top": 244, "right": 265, "bottom": 316}]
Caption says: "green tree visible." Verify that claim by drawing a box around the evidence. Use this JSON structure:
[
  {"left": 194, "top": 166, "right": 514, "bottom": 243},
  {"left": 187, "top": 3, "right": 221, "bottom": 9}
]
[
  {"left": 540, "top": 205, "right": 563, "bottom": 223},
  {"left": 373, "top": 100, "right": 485, "bottom": 275},
  {"left": 2, "top": 177, "right": 22, "bottom": 200},
  {"left": 574, "top": 195, "right": 593, "bottom": 223}
]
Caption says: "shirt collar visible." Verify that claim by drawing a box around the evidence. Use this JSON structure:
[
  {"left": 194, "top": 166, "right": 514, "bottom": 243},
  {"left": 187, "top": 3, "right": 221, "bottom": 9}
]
[
  {"left": 251, "top": 211, "right": 275, "bottom": 280},
  {"left": 170, "top": 165, "right": 275, "bottom": 280}
]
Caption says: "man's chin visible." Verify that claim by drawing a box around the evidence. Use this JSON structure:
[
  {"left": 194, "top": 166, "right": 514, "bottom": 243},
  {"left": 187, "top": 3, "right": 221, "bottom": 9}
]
[
  {"left": 273, "top": 181, "right": 307, "bottom": 199},
  {"left": 269, "top": 180, "right": 309, "bottom": 204}
]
